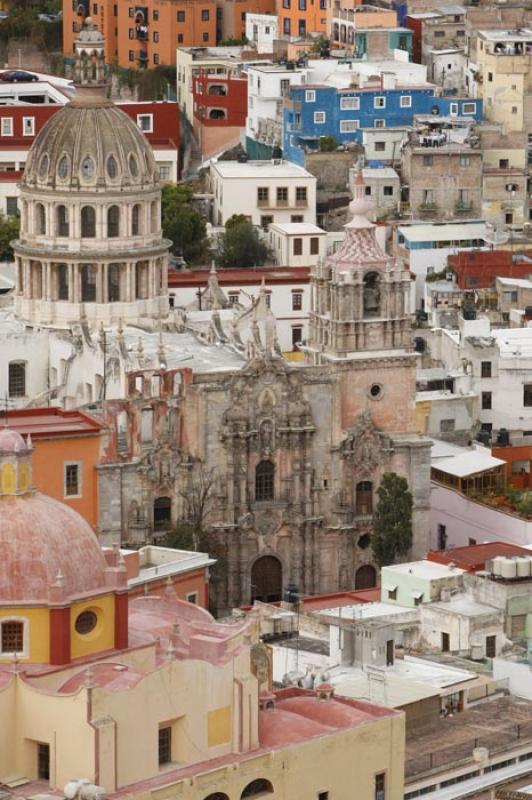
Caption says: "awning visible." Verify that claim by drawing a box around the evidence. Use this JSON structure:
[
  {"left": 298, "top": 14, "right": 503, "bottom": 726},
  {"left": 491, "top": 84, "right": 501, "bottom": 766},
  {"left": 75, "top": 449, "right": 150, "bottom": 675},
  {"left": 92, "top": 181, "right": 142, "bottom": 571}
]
[
  {"left": 411, "top": 591, "right": 424, "bottom": 600},
  {"left": 383, "top": 584, "right": 398, "bottom": 593}
]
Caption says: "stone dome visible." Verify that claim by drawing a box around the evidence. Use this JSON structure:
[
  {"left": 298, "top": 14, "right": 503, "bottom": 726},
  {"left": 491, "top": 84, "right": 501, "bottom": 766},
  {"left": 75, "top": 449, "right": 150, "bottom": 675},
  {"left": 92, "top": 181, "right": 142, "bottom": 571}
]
[
  {"left": 22, "top": 102, "right": 159, "bottom": 191},
  {"left": 0, "top": 492, "right": 108, "bottom": 603}
]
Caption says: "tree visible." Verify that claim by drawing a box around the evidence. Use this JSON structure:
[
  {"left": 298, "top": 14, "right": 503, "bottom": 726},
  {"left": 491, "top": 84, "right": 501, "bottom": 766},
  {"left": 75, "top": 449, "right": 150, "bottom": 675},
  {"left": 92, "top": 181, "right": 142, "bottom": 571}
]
[
  {"left": 371, "top": 472, "right": 413, "bottom": 567},
  {"left": 216, "top": 214, "right": 271, "bottom": 268},
  {"left": 161, "top": 183, "right": 208, "bottom": 264},
  {"left": 0, "top": 213, "right": 20, "bottom": 261}
]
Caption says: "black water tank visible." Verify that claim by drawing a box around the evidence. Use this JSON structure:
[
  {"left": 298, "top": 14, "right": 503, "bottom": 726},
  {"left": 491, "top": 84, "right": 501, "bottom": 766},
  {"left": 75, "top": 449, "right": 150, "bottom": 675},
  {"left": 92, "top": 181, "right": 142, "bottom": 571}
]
[
  {"left": 497, "top": 428, "right": 510, "bottom": 446},
  {"left": 477, "top": 430, "right": 491, "bottom": 446},
  {"left": 463, "top": 303, "right": 477, "bottom": 320},
  {"left": 413, "top": 337, "right": 426, "bottom": 353}
]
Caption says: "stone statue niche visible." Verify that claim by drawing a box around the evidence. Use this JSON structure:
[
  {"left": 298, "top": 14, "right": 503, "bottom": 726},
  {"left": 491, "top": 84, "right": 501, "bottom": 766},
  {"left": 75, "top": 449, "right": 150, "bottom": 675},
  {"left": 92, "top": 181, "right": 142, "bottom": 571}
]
[{"left": 363, "top": 272, "right": 380, "bottom": 318}]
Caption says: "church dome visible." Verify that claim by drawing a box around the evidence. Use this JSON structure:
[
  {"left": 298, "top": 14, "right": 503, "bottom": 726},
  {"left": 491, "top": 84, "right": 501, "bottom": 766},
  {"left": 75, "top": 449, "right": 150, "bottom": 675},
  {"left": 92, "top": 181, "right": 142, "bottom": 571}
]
[
  {"left": 22, "top": 102, "right": 158, "bottom": 192},
  {"left": 0, "top": 492, "right": 108, "bottom": 603},
  {"left": 0, "top": 427, "right": 27, "bottom": 453}
]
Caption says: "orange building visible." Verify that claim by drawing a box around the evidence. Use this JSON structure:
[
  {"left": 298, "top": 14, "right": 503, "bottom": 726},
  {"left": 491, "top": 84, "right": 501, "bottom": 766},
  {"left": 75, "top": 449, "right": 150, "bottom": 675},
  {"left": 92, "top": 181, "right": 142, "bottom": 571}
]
[
  {"left": 4, "top": 407, "right": 104, "bottom": 529},
  {"left": 64, "top": 0, "right": 217, "bottom": 67},
  {"left": 278, "top": 0, "right": 328, "bottom": 39},
  {"left": 217, "top": 0, "right": 276, "bottom": 41}
]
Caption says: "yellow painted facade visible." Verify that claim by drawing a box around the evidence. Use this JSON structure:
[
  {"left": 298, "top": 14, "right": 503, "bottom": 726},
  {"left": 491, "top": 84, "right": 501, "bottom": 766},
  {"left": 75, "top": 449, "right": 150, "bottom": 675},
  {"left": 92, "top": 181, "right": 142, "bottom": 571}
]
[
  {"left": 207, "top": 705, "right": 232, "bottom": 747},
  {"left": 70, "top": 594, "right": 116, "bottom": 659},
  {"left": 0, "top": 607, "right": 50, "bottom": 664}
]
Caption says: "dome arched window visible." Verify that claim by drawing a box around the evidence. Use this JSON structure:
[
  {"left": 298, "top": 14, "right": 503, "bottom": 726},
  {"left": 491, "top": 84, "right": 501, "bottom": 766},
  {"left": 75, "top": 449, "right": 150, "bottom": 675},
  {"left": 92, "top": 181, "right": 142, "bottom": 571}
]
[
  {"left": 132, "top": 203, "right": 142, "bottom": 235},
  {"left": 35, "top": 203, "right": 46, "bottom": 235},
  {"left": 56, "top": 205, "right": 69, "bottom": 237},
  {"left": 129, "top": 154, "right": 139, "bottom": 177},
  {"left": 107, "top": 205, "right": 120, "bottom": 238},
  {"left": 81, "top": 156, "right": 95, "bottom": 180},
  {"left": 81, "top": 206, "right": 96, "bottom": 238},
  {"left": 57, "top": 156, "right": 69, "bottom": 180},
  {"left": 107, "top": 155, "right": 118, "bottom": 179},
  {"left": 38, "top": 154, "right": 49, "bottom": 179}
]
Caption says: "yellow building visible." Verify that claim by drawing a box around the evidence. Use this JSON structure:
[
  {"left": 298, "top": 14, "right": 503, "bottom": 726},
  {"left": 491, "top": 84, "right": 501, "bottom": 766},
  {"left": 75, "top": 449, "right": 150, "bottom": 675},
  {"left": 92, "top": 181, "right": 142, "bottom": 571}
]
[
  {"left": 0, "top": 424, "right": 405, "bottom": 799},
  {"left": 476, "top": 30, "right": 532, "bottom": 133}
]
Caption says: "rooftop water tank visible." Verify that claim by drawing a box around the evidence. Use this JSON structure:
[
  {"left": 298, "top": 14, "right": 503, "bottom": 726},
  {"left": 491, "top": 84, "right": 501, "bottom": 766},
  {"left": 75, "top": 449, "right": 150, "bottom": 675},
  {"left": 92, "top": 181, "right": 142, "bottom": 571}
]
[
  {"left": 501, "top": 557, "right": 517, "bottom": 579},
  {"left": 517, "top": 556, "right": 532, "bottom": 578},
  {"left": 492, "top": 556, "right": 504, "bottom": 576}
]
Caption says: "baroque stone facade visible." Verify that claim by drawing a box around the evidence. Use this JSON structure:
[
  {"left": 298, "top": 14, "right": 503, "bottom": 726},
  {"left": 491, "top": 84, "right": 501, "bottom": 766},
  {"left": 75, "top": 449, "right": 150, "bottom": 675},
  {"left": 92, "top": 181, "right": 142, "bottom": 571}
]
[{"left": 98, "top": 176, "right": 431, "bottom": 615}]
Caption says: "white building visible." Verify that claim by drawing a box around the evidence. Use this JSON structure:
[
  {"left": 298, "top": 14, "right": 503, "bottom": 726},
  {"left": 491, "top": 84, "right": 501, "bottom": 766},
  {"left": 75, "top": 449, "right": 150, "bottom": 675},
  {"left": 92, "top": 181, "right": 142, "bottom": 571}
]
[
  {"left": 210, "top": 159, "right": 317, "bottom": 227},
  {"left": 268, "top": 222, "right": 326, "bottom": 266},
  {"left": 362, "top": 127, "right": 408, "bottom": 166},
  {"left": 351, "top": 167, "right": 400, "bottom": 218},
  {"left": 425, "top": 47, "right": 467, "bottom": 93},
  {"left": 245, "top": 13, "right": 278, "bottom": 54},
  {"left": 246, "top": 65, "right": 307, "bottom": 151},
  {"left": 395, "top": 221, "right": 488, "bottom": 307}
]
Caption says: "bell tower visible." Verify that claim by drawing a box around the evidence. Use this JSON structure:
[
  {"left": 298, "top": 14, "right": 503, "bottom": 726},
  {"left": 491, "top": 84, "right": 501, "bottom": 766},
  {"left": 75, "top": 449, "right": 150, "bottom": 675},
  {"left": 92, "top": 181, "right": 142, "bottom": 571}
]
[{"left": 308, "top": 171, "right": 412, "bottom": 361}]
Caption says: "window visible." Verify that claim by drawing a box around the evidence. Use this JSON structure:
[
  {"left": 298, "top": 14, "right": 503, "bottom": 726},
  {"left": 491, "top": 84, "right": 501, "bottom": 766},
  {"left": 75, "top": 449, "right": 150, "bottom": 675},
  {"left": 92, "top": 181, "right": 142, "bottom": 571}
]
[
  {"left": 486, "top": 635, "right": 496, "bottom": 658},
  {"left": 296, "top": 186, "right": 307, "bottom": 205},
  {"left": 257, "top": 186, "right": 269, "bottom": 205},
  {"left": 481, "top": 361, "right": 492, "bottom": 378},
  {"left": 186, "top": 592, "right": 198, "bottom": 604},
  {"left": 462, "top": 102, "right": 476, "bottom": 114},
  {"left": 6, "top": 196, "right": 17, "bottom": 216},
  {"left": 260, "top": 215, "right": 273, "bottom": 230},
  {"left": 400, "top": 95, "right": 411, "bottom": 107},
  {"left": 388, "top": 588, "right": 397, "bottom": 600},
  {"left": 512, "top": 106, "right": 518, "bottom": 114},
  {"left": 81, "top": 206, "right": 96, "bottom": 237},
  {"left": 107, "top": 205, "right": 120, "bottom": 237},
  {"left": 340, "top": 119, "right": 359, "bottom": 132},
  {"left": 137, "top": 113, "right": 153, "bottom": 132},
  {"left": 341, "top": 96, "right": 360, "bottom": 110},
  {"left": 177, "top": 10, "right": 185, "bottom": 21},
  {"left": 129, "top": 50, "right": 135, "bottom": 62},
  {"left": 159, "top": 726, "right": 172, "bottom": 766},
  {"left": 374, "top": 119, "right": 385, "bottom": 128},
  {"left": 228, "top": 292, "right": 239, "bottom": 305},
  {"left": 318, "top": 793, "right": 329, "bottom": 800},
  {"left": 374, "top": 96, "right": 385, "bottom": 109},
  {"left": 434, "top": 29, "right": 445, "bottom": 37},
  {"left": 292, "top": 292, "right": 303, "bottom": 310},
  {"left": 65, "top": 463, "right": 81, "bottom": 497},
  {"left": 201, "top": 8, "right": 209, "bottom": 19},
  {"left": 460, "top": 155, "right": 470, "bottom": 167},
  {"left": 129, "top": 27, "right": 134, "bottom": 38},
  {"left": 293, "top": 237, "right": 303, "bottom": 256},
  {"left": 524, "top": 385, "right": 532, "bottom": 407},
  {"left": 129, "top": 6, "right": 135, "bottom": 16},
  {"left": 442, "top": 632, "right": 450, "bottom": 652},
  {"left": 8, "top": 361, "right": 25, "bottom": 397},
  {"left": 440, "top": 418, "right": 455, "bottom": 433},
  {"left": 1, "top": 117, "right": 13, "bottom": 136},
  {"left": 22, "top": 116, "right": 35, "bottom": 136},
  {"left": 423, "top": 155, "right": 433, "bottom": 166},
  {"left": 314, "top": 111, "right": 326, "bottom": 123},
  {"left": 499, "top": 159, "right": 509, "bottom": 169},
  {"left": 153, "top": 9, "right": 159, "bottom": 19},
  {"left": 356, "top": 481, "right": 373, "bottom": 514},
  {"left": 305, "top": 89, "right": 316, "bottom": 103},
  {"left": 75, "top": 610, "right": 97, "bottom": 634},
  {"left": 375, "top": 141, "right": 385, "bottom": 152},
  {"left": 277, "top": 187, "right": 288, "bottom": 206},
  {"left": 177, "top": 34, "right": 183, "bottom": 43},
  {"left": 81, "top": 156, "right": 94, "bottom": 179},
  {"left": 1, "top": 621, "right": 23, "bottom": 653},
  {"left": 437, "top": 523, "right": 447, "bottom": 550},
  {"left": 283, "top": 18, "right": 291, "bottom": 34},
  {"left": 256, "top": 461, "right": 274, "bottom": 502},
  {"left": 57, "top": 205, "right": 69, "bottom": 237},
  {"left": 310, "top": 237, "right": 319, "bottom": 255},
  {"left": 292, "top": 326, "right": 303, "bottom": 347},
  {"left": 107, "top": 154, "right": 118, "bottom": 178},
  {"left": 383, "top": 185, "right": 393, "bottom": 196},
  {"left": 375, "top": 773, "right": 386, "bottom": 800},
  {"left": 291, "top": 215, "right": 303, "bottom": 223},
  {"left": 36, "top": 203, "right": 46, "bottom": 234},
  {"left": 132, "top": 204, "right": 141, "bottom": 235}
]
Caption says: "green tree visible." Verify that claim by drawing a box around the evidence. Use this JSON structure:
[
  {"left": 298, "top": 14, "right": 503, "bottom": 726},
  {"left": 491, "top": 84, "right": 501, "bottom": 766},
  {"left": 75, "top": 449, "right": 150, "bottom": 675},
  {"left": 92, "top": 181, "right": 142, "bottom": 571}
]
[
  {"left": 319, "top": 135, "right": 338, "bottom": 152},
  {"left": 0, "top": 213, "right": 20, "bottom": 261},
  {"left": 371, "top": 472, "right": 413, "bottom": 567},
  {"left": 216, "top": 214, "right": 271, "bottom": 268},
  {"left": 161, "top": 183, "right": 208, "bottom": 264}
]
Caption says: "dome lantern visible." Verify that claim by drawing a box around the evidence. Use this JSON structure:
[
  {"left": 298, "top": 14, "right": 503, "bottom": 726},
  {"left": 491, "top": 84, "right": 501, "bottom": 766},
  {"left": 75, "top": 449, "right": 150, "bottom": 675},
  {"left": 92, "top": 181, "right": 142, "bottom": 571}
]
[{"left": 72, "top": 17, "right": 108, "bottom": 106}]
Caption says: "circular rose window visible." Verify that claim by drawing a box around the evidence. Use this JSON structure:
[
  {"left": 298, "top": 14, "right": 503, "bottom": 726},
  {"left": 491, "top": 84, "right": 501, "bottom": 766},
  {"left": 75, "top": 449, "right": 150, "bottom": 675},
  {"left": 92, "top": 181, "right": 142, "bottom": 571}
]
[
  {"left": 75, "top": 610, "right": 97, "bottom": 635},
  {"left": 369, "top": 383, "right": 383, "bottom": 399}
]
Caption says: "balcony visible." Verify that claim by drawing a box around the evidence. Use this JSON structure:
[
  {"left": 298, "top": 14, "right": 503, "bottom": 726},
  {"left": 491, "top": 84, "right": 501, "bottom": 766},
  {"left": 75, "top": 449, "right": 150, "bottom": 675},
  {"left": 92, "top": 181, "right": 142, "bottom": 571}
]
[
  {"left": 138, "top": 50, "right": 148, "bottom": 66},
  {"left": 136, "top": 24, "right": 149, "bottom": 40}
]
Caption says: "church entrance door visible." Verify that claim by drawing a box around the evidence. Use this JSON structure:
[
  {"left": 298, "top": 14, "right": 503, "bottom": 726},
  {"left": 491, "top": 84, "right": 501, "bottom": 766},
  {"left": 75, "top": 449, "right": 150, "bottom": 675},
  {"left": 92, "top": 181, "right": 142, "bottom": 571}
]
[
  {"left": 355, "top": 564, "right": 377, "bottom": 589},
  {"left": 251, "top": 556, "right": 282, "bottom": 603}
]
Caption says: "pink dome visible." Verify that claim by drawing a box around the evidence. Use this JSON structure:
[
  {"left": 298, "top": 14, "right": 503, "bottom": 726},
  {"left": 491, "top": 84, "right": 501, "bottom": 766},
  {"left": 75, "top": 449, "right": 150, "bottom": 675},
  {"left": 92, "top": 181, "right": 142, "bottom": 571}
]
[
  {"left": 0, "top": 493, "right": 107, "bottom": 603},
  {"left": 0, "top": 427, "right": 27, "bottom": 453}
]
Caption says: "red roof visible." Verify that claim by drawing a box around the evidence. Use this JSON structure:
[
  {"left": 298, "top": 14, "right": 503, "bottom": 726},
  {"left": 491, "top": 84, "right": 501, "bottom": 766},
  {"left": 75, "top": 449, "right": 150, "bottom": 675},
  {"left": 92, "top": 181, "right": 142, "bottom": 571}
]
[
  {"left": 301, "top": 588, "right": 380, "bottom": 612},
  {"left": 168, "top": 266, "right": 310, "bottom": 288},
  {"left": 427, "top": 542, "right": 532, "bottom": 572},
  {"left": 3, "top": 407, "right": 103, "bottom": 439}
]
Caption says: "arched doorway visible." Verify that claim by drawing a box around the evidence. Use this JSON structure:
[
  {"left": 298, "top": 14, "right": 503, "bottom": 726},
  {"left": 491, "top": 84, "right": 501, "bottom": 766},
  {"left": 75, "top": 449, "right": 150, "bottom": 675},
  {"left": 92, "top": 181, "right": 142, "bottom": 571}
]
[
  {"left": 355, "top": 564, "right": 377, "bottom": 589},
  {"left": 153, "top": 496, "right": 171, "bottom": 532},
  {"left": 251, "top": 556, "right": 282, "bottom": 603}
]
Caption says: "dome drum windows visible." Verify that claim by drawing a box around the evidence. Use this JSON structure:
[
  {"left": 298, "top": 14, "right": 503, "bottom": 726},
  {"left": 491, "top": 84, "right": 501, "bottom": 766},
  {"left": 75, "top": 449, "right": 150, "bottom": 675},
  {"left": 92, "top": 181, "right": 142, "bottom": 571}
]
[
  {"left": 74, "top": 609, "right": 98, "bottom": 635},
  {"left": 107, "top": 205, "right": 120, "bottom": 238},
  {"left": 81, "top": 206, "right": 96, "bottom": 238},
  {"left": 1, "top": 619, "right": 26, "bottom": 657},
  {"left": 35, "top": 203, "right": 46, "bottom": 235},
  {"left": 132, "top": 203, "right": 142, "bottom": 235},
  {"left": 56, "top": 205, "right": 69, "bottom": 237}
]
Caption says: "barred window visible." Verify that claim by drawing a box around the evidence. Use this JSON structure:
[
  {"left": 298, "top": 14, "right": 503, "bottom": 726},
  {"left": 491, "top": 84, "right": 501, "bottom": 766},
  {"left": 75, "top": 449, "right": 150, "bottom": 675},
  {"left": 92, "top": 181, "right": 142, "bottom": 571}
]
[
  {"left": 255, "top": 461, "right": 274, "bottom": 502},
  {"left": 1, "top": 621, "right": 23, "bottom": 653},
  {"left": 8, "top": 361, "right": 26, "bottom": 397}
]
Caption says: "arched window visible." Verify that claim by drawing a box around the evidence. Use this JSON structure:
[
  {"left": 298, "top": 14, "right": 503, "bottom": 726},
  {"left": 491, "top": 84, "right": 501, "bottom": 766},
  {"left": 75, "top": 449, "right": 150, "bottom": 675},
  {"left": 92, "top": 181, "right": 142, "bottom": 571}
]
[
  {"left": 203, "top": 794, "right": 230, "bottom": 800},
  {"left": 363, "top": 272, "right": 380, "bottom": 317},
  {"left": 208, "top": 108, "right": 227, "bottom": 120},
  {"left": 108, "top": 263, "right": 120, "bottom": 301},
  {"left": 81, "top": 264, "right": 97, "bottom": 301},
  {"left": 132, "top": 203, "right": 141, "bottom": 235},
  {"left": 56, "top": 205, "right": 69, "bottom": 237},
  {"left": 355, "top": 564, "right": 377, "bottom": 590},
  {"left": 8, "top": 361, "right": 26, "bottom": 397},
  {"left": 36, "top": 203, "right": 46, "bottom": 235},
  {"left": 1, "top": 620, "right": 24, "bottom": 654},
  {"left": 255, "top": 460, "right": 274, "bottom": 502},
  {"left": 107, "top": 205, "right": 120, "bottom": 237},
  {"left": 241, "top": 780, "right": 274, "bottom": 799},
  {"left": 56, "top": 263, "right": 69, "bottom": 300},
  {"left": 81, "top": 206, "right": 96, "bottom": 238},
  {"left": 154, "top": 496, "right": 171, "bottom": 531},
  {"left": 356, "top": 481, "right": 373, "bottom": 515}
]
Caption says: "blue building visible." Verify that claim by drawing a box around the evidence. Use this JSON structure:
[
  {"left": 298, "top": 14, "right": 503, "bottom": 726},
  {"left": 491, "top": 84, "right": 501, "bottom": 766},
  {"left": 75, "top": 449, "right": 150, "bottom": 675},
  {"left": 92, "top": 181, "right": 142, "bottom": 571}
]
[{"left": 283, "top": 85, "right": 483, "bottom": 165}]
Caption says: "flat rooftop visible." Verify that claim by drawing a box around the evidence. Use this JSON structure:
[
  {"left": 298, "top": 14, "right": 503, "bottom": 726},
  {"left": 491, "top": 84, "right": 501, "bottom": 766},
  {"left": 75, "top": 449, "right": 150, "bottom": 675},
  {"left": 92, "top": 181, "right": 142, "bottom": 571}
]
[
  {"left": 168, "top": 265, "right": 311, "bottom": 287},
  {"left": 478, "top": 28, "right": 532, "bottom": 41},
  {"left": 382, "top": 560, "right": 465, "bottom": 579},
  {"left": 433, "top": 448, "right": 506, "bottom": 478},
  {"left": 317, "top": 601, "right": 418, "bottom": 622},
  {"left": 398, "top": 221, "right": 486, "bottom": 244},
  {"left": 211, "top": 159, "right": 314, "bottom": 179},
  {"left": 427, "top": 542, "right": 532, "bottom": 572}
]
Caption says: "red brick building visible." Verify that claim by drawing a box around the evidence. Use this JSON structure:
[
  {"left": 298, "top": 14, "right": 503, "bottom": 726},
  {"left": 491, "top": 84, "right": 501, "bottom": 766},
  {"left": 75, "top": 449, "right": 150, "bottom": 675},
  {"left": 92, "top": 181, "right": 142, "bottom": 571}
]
[
  {"left": 448, "top": 250, "right": 532, "bottom": 290},
  {"left": 193, "top": 69, "right": 248, "bottom": 158}
]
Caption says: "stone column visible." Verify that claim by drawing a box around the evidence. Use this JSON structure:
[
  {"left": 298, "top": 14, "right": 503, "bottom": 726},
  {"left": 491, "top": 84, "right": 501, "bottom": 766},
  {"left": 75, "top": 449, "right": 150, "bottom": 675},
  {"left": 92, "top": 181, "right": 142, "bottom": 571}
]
[
  {"left": 103, "top": 263, "right": 109, "bottom": 303},
  {"left": 45, "top": 262, "right": 52, "bottom": 301}
]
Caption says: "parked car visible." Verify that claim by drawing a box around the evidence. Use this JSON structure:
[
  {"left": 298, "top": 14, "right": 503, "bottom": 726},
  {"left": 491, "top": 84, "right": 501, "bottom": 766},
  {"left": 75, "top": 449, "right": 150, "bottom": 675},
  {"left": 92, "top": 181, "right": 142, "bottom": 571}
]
[
  {"left": 0, "top": 71, "right": 39, "bottom": 83},
  {"left": 38, "top": 12, "right": 60, "bottom": 22},
  {"left": 0, "top": 12, "right": 9, "bottom": 20}
]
